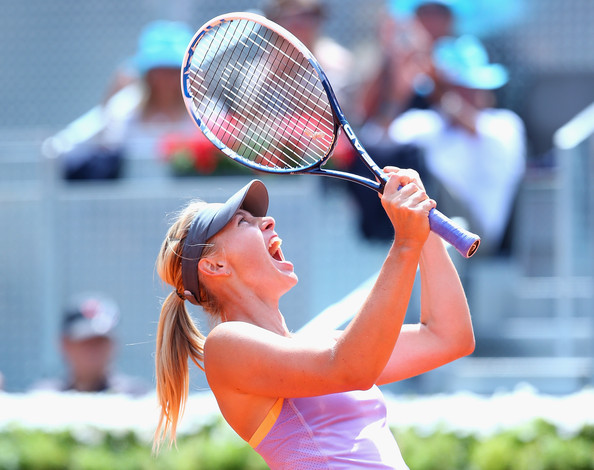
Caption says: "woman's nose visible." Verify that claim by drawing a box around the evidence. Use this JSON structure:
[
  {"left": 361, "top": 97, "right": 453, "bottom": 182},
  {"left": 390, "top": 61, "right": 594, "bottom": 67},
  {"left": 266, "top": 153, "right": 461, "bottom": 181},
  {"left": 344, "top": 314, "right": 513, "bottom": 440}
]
[{"left": 260, "top": 216, "right": 275, "bottom": 231}]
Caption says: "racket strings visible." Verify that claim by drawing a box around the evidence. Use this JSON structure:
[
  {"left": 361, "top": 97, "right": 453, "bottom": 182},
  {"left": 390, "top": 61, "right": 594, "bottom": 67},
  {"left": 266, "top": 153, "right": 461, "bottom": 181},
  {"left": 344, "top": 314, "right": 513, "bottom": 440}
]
[
  {"left": 216, "top": 53, "right": 327, "bottom": 166},
  {"left": 191, "top": 22, "right": 330, "bottom": 165},
  {"left": 240, "top": 25, "right": 333, "bottom": 142},
  {"left": 190, "top": 22, "right": 252, "bottom": 149},
  {"left": 186, "top": 18, "right": 335, "bottom": 170},
  {"left": 217, "top": 59, "right": 319, "bottom": 167}
]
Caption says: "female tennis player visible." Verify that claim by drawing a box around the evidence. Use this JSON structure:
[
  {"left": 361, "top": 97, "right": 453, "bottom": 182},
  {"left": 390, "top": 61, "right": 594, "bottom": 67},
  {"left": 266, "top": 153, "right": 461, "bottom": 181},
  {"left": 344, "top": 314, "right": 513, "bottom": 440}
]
[{"left": 153, "top": 167, "right": 474, "bottom": 468}]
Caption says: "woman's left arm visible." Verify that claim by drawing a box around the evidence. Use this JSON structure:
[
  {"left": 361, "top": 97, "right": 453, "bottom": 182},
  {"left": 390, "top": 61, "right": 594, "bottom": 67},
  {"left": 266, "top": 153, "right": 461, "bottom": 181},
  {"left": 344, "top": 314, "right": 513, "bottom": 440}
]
[{"left": 376, "top": 231, "right": 475, "bottom": 385}]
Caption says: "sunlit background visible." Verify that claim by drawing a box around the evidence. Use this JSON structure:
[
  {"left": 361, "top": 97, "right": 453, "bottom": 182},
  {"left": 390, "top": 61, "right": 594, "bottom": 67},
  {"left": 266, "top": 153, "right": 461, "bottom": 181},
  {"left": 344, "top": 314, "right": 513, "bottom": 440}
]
[{"left": 0, "top": 0, "right": 592, "bottom": 410}]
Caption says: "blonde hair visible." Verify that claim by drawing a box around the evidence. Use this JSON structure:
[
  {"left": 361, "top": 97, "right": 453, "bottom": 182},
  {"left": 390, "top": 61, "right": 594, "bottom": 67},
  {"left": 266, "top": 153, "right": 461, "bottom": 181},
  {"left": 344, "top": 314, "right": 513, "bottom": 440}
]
[{"left": 153, "top": 201, "right": 222, "bottom": 452}]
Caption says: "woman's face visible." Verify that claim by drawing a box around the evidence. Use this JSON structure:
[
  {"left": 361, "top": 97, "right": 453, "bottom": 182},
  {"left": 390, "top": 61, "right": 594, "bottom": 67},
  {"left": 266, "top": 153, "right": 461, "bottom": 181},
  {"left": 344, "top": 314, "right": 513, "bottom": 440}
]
[{"left": 208, "top": 209, "right": 298, "bottom": 297}]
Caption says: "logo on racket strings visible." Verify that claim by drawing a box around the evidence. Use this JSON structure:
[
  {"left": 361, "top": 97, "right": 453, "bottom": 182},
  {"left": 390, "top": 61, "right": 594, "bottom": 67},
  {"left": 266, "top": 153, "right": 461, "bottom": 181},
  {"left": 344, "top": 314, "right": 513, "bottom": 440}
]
[{"left": 304, "top": 129, "right": 326, "bottom": 140}]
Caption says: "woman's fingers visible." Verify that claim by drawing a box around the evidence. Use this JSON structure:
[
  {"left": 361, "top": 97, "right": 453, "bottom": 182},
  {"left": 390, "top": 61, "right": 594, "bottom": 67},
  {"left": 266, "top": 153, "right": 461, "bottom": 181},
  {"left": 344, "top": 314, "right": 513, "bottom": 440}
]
[
  {"left": 382, "top": 166, "right": 426, "bottom": 192},
  {"left": 380, "top": 171, "right": 435, "bottom": 247}
]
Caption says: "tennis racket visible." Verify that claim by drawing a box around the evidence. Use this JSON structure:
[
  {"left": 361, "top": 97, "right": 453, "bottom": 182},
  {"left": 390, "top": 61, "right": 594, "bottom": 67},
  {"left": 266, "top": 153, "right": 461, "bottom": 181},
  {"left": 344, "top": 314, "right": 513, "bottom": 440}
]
[{"left": 181, "top": 12, "right": 480, "bottom": 257}]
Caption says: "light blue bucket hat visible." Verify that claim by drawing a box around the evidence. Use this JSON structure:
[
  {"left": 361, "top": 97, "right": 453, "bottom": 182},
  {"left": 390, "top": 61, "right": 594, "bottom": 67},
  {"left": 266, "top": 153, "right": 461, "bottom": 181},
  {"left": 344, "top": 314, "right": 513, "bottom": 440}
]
[
  {"left": 433, "top": 35, "right": 509, "bottom": 90},
  {"left": 133, "top": 20, "right": 193, "bottom": 75}
]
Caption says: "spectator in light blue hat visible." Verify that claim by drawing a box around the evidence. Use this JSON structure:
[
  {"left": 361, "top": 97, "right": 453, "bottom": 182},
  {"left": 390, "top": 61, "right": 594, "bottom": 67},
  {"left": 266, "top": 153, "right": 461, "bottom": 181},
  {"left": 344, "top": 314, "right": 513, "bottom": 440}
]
[
  {"left": 61, "top": 20, "right": 198, "bottom": 179},
  {"left": 433, "top": 35, "right": 508, "bottom": 92},
  {"left": 388, "top": 35, "right": 526, "bottom": 255},
  {"left": 114, "top": 19, "right": 193, "bottom": 127},
  {"left": 360, "top": 0, "right": 525, "bottom": 127},
  {"left": 96, "top": 20, "right": 200, "bottom": 164},
  {"left": 359, "top": 0, "right": 455, "bottom": 129},
  {"left": 388, "top": 0, "right": 525, "bottom": 39},
  {"left": 101, "top": 20, "right": 192, "bottom": 103},
  {"left": 430, "top": 35, "right": 510, "bottom": 133},
  {"left": 133, "top": 20, "right": 192, "bottom": 75}
]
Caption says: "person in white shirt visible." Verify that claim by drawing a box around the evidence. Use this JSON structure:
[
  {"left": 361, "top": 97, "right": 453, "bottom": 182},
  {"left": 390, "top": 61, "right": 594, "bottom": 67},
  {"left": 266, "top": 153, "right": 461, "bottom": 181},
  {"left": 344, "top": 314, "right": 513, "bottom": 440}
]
[{"left": 388, "top": 35, "right": 526, "bottom": 254}]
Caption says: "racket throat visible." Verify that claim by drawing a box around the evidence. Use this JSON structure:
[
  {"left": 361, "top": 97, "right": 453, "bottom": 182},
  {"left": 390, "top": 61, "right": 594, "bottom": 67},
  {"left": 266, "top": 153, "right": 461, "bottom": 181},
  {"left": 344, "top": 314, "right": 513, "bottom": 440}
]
[
  {"left": 341, "top": 123, "right": 388, "bottom": 192},
  {"left": 308, "top": 167, "right": 383, "bottom": 192}
]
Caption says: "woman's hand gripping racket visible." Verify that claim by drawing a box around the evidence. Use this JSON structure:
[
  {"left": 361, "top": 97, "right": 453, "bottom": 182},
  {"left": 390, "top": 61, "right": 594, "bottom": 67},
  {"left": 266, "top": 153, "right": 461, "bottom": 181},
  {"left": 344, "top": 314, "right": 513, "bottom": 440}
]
[{"left": 181, "top": 12, "right": 480, "bottom": 257}]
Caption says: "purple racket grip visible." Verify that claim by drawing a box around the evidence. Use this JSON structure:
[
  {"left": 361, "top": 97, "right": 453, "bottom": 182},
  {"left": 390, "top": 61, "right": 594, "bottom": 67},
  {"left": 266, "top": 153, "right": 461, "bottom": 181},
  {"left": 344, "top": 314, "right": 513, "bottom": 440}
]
[{"left": 428, "top": 208, "right": 480, "bottom": 258}]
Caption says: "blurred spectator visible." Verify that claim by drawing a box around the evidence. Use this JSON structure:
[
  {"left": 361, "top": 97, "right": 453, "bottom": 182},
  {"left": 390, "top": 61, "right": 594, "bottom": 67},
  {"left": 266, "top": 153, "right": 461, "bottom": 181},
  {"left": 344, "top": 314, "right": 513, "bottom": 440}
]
[
  {"left": 359, "top": 1, "right": 455, "bottom": 132},
  {"left": 61, "top": 20, "right": 199, "bottom": 179},
  {"left": 365, "top": 0, "right": 526, "bottom": 127},
  {"left": 413, "top": 1, "right": 455, "bottom": 41},
  {"left": 345, "top": 2, "right": 454, "bottom": 241},
  {"left": 32, "top": 294, "right": 149, "bottom": 396},
  {"left": 102, "top": 21, "right": 195, "bottom": 156},
  {"left": 264, "top": 0, "right": 355, "bottom": 107},
  {"left": 388, "top": 0, "right": 525, "bottom": 40},
  {"left": 263, "top": 0, "right": 358, "bottom": 176},
  {"left": 388, "top": 35, "right": 526, "bottom": 254}
]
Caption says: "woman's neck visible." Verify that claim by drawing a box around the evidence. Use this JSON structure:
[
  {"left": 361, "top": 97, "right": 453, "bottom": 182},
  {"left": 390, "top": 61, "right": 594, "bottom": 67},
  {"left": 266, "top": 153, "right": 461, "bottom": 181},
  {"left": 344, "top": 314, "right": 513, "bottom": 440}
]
[{"left": 222, "top": 294, "right": 289, "bottom": 336}]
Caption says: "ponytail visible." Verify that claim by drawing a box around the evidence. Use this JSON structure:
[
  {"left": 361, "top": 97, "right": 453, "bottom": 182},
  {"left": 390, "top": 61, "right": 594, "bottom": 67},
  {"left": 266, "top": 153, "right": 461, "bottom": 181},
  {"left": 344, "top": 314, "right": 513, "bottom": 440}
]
[
  {"left": 152, "top": 200, "right": 215, "bottom": 453},
  {"left": 153, "top": 291, "right": 205, "bottom": 452}
]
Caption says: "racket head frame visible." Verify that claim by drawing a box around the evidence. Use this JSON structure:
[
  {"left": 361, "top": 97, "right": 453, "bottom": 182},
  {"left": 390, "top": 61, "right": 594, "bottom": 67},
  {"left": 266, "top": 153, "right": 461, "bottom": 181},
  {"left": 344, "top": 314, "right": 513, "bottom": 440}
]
[
  {"left": 181, "top": 11, "right": 345, "bottom": 176},
  {"left": 181, "top": 12, "right": 480, "bottom": 258}
]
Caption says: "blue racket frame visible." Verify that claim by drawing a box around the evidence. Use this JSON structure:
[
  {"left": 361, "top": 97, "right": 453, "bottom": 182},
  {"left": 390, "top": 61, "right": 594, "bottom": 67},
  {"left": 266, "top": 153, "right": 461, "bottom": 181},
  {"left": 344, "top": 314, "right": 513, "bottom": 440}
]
[{"left": 182, "top": 12, "right": 480, "bottom": 258}]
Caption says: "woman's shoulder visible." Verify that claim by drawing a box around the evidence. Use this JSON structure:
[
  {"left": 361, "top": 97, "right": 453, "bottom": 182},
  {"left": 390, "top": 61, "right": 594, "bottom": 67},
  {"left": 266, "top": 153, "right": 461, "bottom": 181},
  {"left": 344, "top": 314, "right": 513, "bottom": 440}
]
[
  {"left": 207, "top": 320, "right": 269, "bottom": 339},
  {"left": 205, "top": 321, "right": 286, "bottom": 359},
  {"left": 205, "top": 321, "right": 249, "bottom": 353}
]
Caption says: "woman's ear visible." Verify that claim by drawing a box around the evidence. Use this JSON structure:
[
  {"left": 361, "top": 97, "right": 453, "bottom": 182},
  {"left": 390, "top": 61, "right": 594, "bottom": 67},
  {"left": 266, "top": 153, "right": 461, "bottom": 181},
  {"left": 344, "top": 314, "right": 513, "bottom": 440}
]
[{"left": 198, "top": 258, "right": 230, "bottom": 277}]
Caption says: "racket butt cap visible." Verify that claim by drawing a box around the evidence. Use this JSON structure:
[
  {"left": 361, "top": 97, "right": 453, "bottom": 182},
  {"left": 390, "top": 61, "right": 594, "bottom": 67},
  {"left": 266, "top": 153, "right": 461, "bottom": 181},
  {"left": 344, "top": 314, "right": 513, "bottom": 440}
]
[{"left": 428, "top": 208, "right": 481, "bottom": 258}]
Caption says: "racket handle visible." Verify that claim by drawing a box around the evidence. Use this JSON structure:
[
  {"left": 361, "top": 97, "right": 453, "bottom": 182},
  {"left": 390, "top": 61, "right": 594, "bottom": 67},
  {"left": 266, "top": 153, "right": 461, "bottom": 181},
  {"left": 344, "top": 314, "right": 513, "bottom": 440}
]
[{"left": 429, "top": 208, "right": 480, "bottom": 258}]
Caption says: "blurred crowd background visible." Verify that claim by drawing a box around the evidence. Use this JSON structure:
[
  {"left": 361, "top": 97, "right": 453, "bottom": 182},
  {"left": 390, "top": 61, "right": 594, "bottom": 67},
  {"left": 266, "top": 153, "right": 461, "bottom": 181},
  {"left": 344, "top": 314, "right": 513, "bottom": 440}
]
[{"left": 0, "top": 0, "right": 593, "bottom": 399}]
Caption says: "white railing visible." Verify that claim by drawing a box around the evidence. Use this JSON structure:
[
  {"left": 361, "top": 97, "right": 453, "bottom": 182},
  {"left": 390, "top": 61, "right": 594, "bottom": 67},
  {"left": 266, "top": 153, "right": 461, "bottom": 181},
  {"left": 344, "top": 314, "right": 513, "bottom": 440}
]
[
  {"left": 41, "top": 83, "right": 143, "bottom": 160},
  {"left": 552, "top": 102, "right": 594, "bottom": 358}
]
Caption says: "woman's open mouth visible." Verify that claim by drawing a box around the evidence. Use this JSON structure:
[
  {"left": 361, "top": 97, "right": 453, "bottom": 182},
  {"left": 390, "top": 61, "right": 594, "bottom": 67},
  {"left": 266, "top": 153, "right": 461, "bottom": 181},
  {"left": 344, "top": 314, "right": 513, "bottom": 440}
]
[{"left": 268, "top": 237, "right": 284, "bottom": 262}]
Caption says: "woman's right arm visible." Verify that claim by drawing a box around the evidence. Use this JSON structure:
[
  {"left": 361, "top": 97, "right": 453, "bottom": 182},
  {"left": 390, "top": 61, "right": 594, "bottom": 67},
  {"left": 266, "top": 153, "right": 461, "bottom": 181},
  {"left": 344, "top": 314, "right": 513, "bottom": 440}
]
[{"left": 205, "top": 170, "right": 435, "bottom": 398}]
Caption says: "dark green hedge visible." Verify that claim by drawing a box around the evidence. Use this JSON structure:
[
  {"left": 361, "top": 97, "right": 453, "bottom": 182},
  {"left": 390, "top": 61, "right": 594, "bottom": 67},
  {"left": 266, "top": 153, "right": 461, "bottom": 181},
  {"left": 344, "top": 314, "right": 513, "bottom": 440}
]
[{"left": 0, "top": 419, "right": 592, "bottom": 470}]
